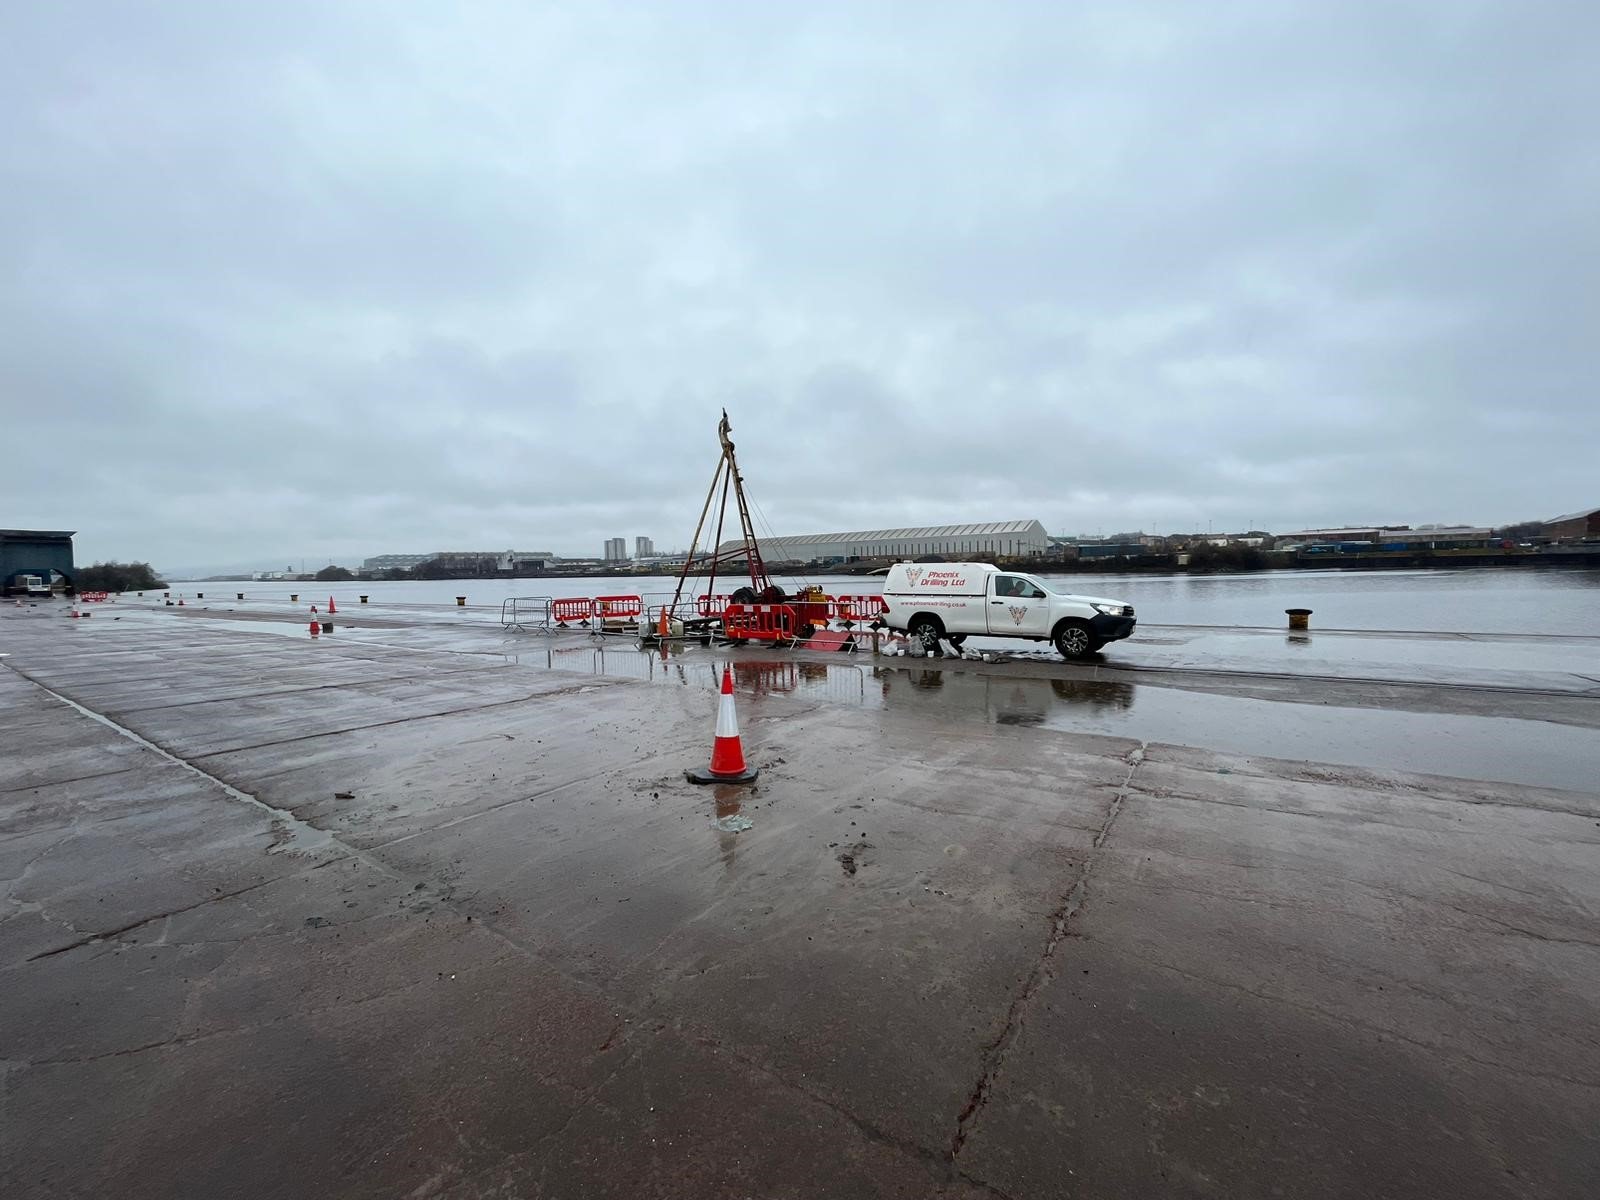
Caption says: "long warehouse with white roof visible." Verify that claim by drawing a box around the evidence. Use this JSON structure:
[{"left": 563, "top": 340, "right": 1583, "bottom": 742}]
[{"left": 717, "top": 520, "right": 1050, "bottom": 563}]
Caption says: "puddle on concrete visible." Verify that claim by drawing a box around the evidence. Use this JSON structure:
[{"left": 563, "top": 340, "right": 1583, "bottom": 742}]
[{"left": 63, "top": 607, "right": 1600, "bottom": 795}]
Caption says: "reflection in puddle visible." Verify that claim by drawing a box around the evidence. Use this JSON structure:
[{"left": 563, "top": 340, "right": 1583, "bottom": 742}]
[
  {"left": 530, "top": 645, "right": 1142, "bottom": 734},
  {"left": 877, "top": 667, "right": 1135, "bottom": 727}
]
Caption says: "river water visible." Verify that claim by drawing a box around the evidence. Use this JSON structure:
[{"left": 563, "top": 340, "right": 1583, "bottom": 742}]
[{"left": 174, "top": 567, "right": 1600, "bottom": 636}]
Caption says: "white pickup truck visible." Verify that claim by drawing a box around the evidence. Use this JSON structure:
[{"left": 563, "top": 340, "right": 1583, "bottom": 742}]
[{"left": 880, "top": 562, "right": 1136, "bottom": 659}]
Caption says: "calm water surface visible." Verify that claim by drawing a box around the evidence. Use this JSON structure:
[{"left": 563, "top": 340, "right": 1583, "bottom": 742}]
[{"left": 173, "top": 568, "right": 1600, "bottom": 637}]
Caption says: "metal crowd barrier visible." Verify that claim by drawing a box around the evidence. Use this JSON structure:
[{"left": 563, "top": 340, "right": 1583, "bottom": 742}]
[{"left": 500, "top": 596, "right": 554, "bottom": 634}]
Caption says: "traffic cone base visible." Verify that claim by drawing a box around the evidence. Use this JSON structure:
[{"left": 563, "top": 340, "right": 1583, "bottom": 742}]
[{"left": 686, "top": 665, "right": 759, "bottom": 785}]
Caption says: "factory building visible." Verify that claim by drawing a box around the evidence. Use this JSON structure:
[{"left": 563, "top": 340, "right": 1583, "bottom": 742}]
[
  {"left": 603, "top": 538, "right": 628, "bottom": 562},
  {"left": 2, "top": 528, "right": 75, "bottom": 594},
  {"left": 363, "top": 553, "right": 434, "bottom": 571},
  {"left": 364, "top": 551, "right": 555, "bottom": 572},
  {"left": 719, "top": 520, "right": 1050, "bottom": 564},
  {"left": 1542, "top": 508, "right": 1600, "bottom": 541}
]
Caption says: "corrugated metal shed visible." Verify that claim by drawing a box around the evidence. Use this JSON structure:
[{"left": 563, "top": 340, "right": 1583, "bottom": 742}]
[{"left": 1, "top": 528, "right": 76, "bottom": 590}]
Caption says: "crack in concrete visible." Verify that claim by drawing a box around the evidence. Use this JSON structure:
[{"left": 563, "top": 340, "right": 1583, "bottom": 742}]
[
  {"left": 63, "top": 662, "right": 513, "bottom": 716},
  {"left": 1131, "top": 774, "right": 1600, "bottom": 824},
  {"left": 1103, "top": 943, "right": 1600, "bottom": 1090},
  {"left": 179, "top": 679, "right": 626, "bottom": 761},
  {"left": 658, "top": 1018, "right": 1021, "bottom": 1200},
  {"left": 23, "top": 869, "right": 332, "bottom": 961},
  {"left": 24, "top": 954, "right": 518, "bottom": 1066},
  {"left": 947, "top": 743, "right": 1146, "bottom": 1163},
  {"left": 0, "top": 763, "right": 143, "bottom": 798},
  {"left": 1123, "top": 841, "right": 1600, "bottom": 949}
]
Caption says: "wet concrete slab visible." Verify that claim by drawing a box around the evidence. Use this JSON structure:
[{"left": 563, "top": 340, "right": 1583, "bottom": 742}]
[
  {"left": 3, "top": 607, "right": 1599, "bottom": 1198},
  {"left": 959, "top": 746, "right": 1600, "bottom": 1198}
]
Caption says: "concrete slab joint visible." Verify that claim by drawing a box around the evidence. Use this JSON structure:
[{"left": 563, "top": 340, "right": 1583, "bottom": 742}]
[{"left": 948, "top": 743, "right": 1147, "bottom": 1163}]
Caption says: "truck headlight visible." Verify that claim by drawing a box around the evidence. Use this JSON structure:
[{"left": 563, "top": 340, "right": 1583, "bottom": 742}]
[{"left": 1092, "top": 602, "right": 1129, "bottom": 617}]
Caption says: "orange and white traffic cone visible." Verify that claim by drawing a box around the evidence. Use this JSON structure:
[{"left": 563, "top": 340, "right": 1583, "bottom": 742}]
[
  {"left": 686, "top": 665, "right": 759, "bottom": 784},
  {"left": 327, "top": 596, "right": 336, "bottom": 613},
  {"left": 309, "top": 619, "right": 320, "bottom": 638}
]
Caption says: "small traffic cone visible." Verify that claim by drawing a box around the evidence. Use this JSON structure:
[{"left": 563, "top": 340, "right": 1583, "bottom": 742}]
[
  {"left": 327, "top": 596, "right": 336, "bottom": 613},
  {"left": 177, "top": 598, "right": 185, "bottom": 606},
  {"left": 657, "top": 609, "right": 670, "bottom": 639},
  {"left": 70, "top": 608, "right": 80, "bottom": 619},
  {"left": 686, "top": 665, "right": 759, "bottom": 785},
  {"left": 309, "top": 619, "right": 320, "bottom": 638},
  {"left": 310, "top": 604, "right": 318, "bottom": 614}
]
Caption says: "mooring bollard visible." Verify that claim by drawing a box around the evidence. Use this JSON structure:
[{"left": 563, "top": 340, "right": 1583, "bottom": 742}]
[
  {"left": 359, "top": 595, "right": 368, "bottom": 604},
  {"left": 456, "top": 596, "right": 467, "bottom": 607},
  {"left": 1286, "top": 608, "right": 1312, "bottom": 630}
]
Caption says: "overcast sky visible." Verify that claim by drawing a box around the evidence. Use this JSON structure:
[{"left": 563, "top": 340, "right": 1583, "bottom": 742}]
[{"left": 3, "top": 2, "right": 1596, "bottom": 571}]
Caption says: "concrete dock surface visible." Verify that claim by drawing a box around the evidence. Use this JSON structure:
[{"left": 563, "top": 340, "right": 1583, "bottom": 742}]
[{"left": 3, "top": 601, "right": 1598, "bottom": 1198}]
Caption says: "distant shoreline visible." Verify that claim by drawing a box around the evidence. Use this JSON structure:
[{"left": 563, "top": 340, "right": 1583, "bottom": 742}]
[{"left": 172, "top": 549, "right": 1599, "bottom": 585}]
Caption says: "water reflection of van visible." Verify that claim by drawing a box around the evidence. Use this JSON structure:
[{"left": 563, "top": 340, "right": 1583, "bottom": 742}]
[{"left": 878, "top": 666, "right": 1134, "bottom": 726}]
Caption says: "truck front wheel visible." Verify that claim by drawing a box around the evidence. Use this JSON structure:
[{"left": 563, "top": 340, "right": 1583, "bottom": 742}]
[
  {"left": 1053, "top": 620, "right": 1094, "bottom": 660},
  {"left": 909, "top": 615, "right": 944, "bottom": 650}
]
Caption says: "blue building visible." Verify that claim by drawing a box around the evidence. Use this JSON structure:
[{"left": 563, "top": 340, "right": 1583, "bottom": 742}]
[{"left": 1, "top": 528, "right": 75, "bottom": 594}]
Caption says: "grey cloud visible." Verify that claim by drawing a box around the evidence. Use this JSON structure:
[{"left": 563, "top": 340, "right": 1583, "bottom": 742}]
[{"left": 2, "top": 1, "right": 1596, "bottom": 570}]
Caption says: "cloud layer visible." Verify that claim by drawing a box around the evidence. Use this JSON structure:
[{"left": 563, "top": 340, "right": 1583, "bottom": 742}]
[{"left": 3, "top": 2, "right": 1596, "bottom": 570}]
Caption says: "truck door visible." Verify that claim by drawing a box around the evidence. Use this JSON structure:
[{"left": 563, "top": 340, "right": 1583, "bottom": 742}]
[{"left": 988, "top": 575, "right": 1052, "bottom": 637}]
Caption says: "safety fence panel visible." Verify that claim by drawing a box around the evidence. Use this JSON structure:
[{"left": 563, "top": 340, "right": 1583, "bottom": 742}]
[
  {"left": 833, "top": 594, "right": 888, "bottom": 622},
  {"left": 501, "top": 596, "right": 554, "bottom": 633},
  {"left": 550, "top": 597, "right": 595, "bottom": 626},
  {"left": 696, "top": 593, "right": 734, "bottom": 617},
  {"left": 723, "top": 603, "right": 799, "bottom": 642},
  {"left": 594, "top": 594, "right": 643, "bottom": 621},
  {"left": 77, "top": 591, "right": 111, "bottom": 603}
]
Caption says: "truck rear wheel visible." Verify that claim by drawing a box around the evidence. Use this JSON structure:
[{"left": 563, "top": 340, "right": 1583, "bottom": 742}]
[
  {"left": 1053, "top": 620, "right": 1093, "bottom": 660},
  {"left": 909, "top": 615, "right": 944, "bottom": 650}
]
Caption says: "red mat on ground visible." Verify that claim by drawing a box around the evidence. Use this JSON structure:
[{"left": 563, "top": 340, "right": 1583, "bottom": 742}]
[{"left": 806, "top": 630, "right": 856, "bottom": 651}]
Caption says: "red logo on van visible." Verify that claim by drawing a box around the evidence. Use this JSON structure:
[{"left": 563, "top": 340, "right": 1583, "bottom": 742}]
[{"left": 904, "top": 568, "right": 925, "bottom": 586}]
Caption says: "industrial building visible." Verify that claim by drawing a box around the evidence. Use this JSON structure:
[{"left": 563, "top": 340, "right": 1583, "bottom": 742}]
[
  {"left": 1, "top": 528, "right": 75, "bottom": 594},
  {"left": 718, "top": 520, "right": 1051, "bottom": 564},
  {"left": 1542, "top": 507, "right": 1600, "bottom": 541},
  {"left": 603, "top": 538, "right": 628, "bottom": 562},
  {"left": 635, "top": 536, "right": 654, "bottom": 558},
  {"left": 1276, "top": 526, "right": 1496, "bottom": 550},
  {"left": 363, "top": 551, "right": 555, "bottom": 572},
  {"left": 362, "top": 553, "right": 435, "bottom": 571}
]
